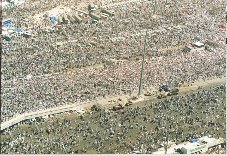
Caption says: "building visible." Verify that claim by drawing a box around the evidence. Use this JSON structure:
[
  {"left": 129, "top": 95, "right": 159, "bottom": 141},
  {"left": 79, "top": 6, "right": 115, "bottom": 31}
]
[
  {"left": 179, "top": 137, "right": 225, "bottom": 154},
  {"left": 180, "top": 141, "right": 208, "bottom": 154},
  {"left": 153, "top": 137, "right": 225, "bottom": 154}
]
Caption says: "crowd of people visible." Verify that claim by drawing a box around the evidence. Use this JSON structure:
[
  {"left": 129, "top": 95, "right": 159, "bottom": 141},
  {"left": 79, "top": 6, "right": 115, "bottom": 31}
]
[
  {"left": 1, "top": 84, "right": 226, "bottom": 154},
  {"left": 1, "top": 1, "right": 226, "bottom": 154},
  {"left": 1, "top": 0, "right": 226, "bottom": 123},
  {"left": 205, "top": 143, "right": 226, "bottom": 154}
]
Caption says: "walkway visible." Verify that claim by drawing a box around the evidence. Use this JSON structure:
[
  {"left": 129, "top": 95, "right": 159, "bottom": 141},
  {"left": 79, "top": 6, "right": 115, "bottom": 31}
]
[{"left": 1, "top": 76, "right": 225, "bottom": 130}]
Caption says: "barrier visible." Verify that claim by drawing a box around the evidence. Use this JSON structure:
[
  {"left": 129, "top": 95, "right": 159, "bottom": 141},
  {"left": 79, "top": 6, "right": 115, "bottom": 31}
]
[
  {"left": 1, "top": 92, "right": 119, "bottom": 130},
  {"left": 0, "top": 101, "right": 87, "bottom": 131}
]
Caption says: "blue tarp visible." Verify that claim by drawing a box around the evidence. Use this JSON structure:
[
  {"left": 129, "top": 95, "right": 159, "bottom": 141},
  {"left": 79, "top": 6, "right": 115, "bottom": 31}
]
[
  {"left": 13, "top": 28, "right": 23, "bottom": 33},
  {"left": 50, "top": 16, "right": 57, "bottom": 23},
  {"left": 190, "top": 137, "right": 199, "bottom": 143},
  {"left": 3, "top": 20, "right": 13, "bottom": 28}
]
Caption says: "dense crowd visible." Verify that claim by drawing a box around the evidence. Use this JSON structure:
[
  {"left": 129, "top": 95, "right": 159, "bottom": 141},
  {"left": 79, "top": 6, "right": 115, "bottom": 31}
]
[
  {"left": 1, "top": 0, "right": 226, "bottom": 122},
  {"left": 1, "top": 85, "right": 226, "bottom": 154},
  {"left": 205, "top": 144, "right": 226, "bottom": 154}
]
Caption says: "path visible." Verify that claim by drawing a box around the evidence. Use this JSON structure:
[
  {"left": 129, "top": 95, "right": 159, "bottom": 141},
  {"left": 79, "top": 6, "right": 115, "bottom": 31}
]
[{"left": 1, "top": 76, "right": 225, "bottom": 131}]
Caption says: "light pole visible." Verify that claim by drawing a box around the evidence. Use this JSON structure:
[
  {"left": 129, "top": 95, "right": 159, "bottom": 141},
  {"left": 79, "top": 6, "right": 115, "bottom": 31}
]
[
  {"left": 164, "top": 129, "right": 169, "bottom": 154},
  {"left": 138, "top": 30, "right": 148, "bottom": 96},
  {"left": 154, "top": 0, "right": 157, "bottom": 14}
]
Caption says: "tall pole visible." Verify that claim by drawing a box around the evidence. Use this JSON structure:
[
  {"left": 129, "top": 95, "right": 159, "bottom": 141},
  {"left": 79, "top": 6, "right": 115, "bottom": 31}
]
[
  {"left": 164, "top": 129, "right": 169, "bottom": 154},
  {"left": 138, "top": 30, "right": 148, "bottom": 96},
  {"left": 154, "top": 0, "right": 157, "bottom": 14}
]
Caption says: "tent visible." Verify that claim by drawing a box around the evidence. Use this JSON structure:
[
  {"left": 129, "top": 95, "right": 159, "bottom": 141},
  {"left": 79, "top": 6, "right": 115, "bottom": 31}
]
[
  {"left": 3, "top": 20, "right": 13, "bottom": 28},
  {"left": 13, "top": 28, "right": 23, "bottom": 33},
  {"left": 50, "top": 16, "right": 57, "bottom": 24},
  {"left": 22, "top": 32, "right": 31, "bottom": 38},
  {"left": 193, "top": 42, "right": 204, "bottom": 48},
  {"left": 3, "top": 35, "right": 11, "bottom": 41},
  {"left": 190, "top": 137, "right": 199, "bottom": 143}
]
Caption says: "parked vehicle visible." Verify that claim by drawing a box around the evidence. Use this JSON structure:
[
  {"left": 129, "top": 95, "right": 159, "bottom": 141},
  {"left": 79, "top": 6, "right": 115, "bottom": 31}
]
[{"left": 157, "top": 85, "right": 179, "bottom": 99}]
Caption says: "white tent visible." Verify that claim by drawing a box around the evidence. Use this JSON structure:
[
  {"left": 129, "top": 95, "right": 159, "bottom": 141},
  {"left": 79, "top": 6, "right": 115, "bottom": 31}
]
[
  {"left": 193, "top": 41, "right": 204, "bottom": 48},
  {"left": 2, "top": 0, "right": 25, "bottom": 9}
]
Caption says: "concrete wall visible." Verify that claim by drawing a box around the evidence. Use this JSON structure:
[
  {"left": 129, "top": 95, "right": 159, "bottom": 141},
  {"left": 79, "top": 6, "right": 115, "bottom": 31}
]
[{"left": 1, "top": 100, "right": 92, "bottom": 130}]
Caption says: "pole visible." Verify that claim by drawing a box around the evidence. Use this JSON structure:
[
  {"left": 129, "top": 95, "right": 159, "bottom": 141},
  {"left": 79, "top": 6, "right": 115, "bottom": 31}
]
[
  {"left": 165, "top": 130, "right": 169, "bottom": 154},
  {"left": 154, "top": 0, "right": 157, "bottom": 14},
  {"left": 138, "top": 30, "right": 148, "bottom": 96}
]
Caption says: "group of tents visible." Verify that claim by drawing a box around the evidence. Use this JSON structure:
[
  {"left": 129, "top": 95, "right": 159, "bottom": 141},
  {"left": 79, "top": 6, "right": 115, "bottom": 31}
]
[
  {"left": 2, "top": 6, "right": 115, "bottom": 41},
  {"left": 48, "top": 7, "right": 114, "bottom": 29},
  {"left": 46, "top": 13, "right": 83, "bottom": 30},
  {"left": 53, "top": 14, "right": 83, "bottom": 25},
  {"left": 2, "top": 19, "right": 31, "bottom": 41}
]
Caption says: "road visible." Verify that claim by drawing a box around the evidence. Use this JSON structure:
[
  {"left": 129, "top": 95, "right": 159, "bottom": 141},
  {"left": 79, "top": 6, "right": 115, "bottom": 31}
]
[{"left": 1, "top": 76, "right": 225, "bottom": 131}]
